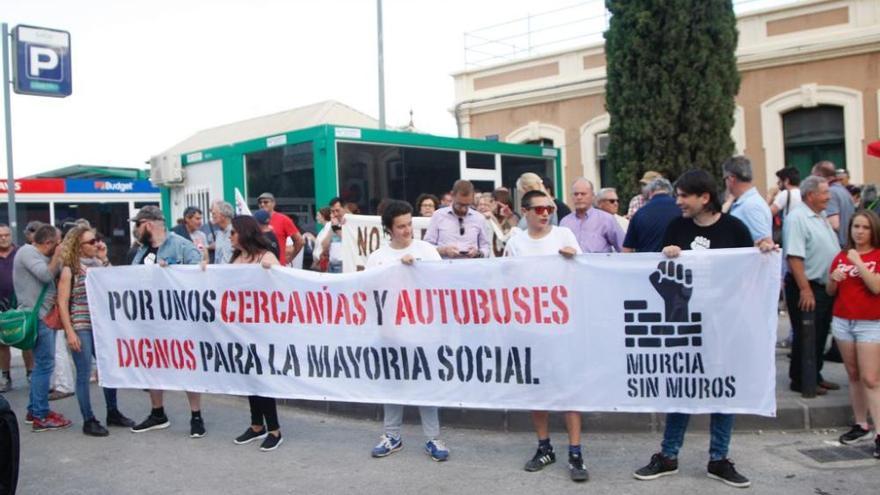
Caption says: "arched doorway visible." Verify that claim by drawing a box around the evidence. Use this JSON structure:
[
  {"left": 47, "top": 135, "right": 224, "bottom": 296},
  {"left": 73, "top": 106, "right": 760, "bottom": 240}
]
[
  {"left": 760, "top": 85, "right": 863, "bottom": 190},
  {"left": 783, "top": 105, "right": 845, "bottom": 179}
]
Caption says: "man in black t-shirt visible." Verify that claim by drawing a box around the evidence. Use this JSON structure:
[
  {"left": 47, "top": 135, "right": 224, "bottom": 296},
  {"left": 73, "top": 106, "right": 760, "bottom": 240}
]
[{"left": 633, "top": 169, "right": 775, "bottom": 489}]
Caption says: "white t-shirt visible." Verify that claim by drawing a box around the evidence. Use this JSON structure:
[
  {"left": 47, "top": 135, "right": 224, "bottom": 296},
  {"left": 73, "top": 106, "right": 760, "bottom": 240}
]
[
  {"left": 284, "top": 236, "right": 304, "bottom": 269},
  {"left": 503, "top": 226, "right": 583, "bottom": 257},
  {"left": 772, "top": 188, "right": 802, "bottom": 217},
  {"left": 366, "top": 239, "right": 441, "bottom": 269}
]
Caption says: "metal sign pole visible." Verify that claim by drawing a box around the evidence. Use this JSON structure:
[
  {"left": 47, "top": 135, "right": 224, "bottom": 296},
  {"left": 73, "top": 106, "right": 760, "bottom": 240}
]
[
  {"left": 1, "top": 23, "right": 18, "bottom": 245},
  {"left": 377, "top": 0, "right": 386, "bottom": 130}
]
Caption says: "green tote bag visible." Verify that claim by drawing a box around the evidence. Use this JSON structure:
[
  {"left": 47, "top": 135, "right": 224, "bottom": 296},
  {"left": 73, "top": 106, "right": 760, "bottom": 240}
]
[{"left": 0, "top": 285, "right": 49, "bottom": 350}]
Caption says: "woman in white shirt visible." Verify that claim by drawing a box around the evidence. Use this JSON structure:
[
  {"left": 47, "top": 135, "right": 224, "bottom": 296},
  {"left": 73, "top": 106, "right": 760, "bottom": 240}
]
[{"left": 365, "top": 200, "right": 449, "bottom": 462}]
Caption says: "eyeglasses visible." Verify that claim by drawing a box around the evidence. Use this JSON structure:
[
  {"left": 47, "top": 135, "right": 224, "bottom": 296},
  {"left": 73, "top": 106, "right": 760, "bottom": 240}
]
[
  {"left": 525, "top": 205, "right": 556, "bottom": 215},
  {"left": 82, "top": 238, "right": 99, "bottom": 246},
  {"left": 457, "top": 216, "right": 465, "bottom": 236}
]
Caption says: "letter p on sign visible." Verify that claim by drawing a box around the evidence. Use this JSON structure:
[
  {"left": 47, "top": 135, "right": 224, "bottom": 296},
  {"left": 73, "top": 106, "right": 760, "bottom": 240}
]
[{"left": 28, "top": 46, "right": 60, "bottom": 78}]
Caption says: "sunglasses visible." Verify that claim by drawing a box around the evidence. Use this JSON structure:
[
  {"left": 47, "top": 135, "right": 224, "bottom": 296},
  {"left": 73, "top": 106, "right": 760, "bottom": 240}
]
[
  {"left": 602, "top": 198, "right": 619, "bottom": 203},
  {"left": 82, "top": 238, "right": 99, "bottom": 246},
  {"left": 230, "top": 230, "right": 238, "bottom": 236},
  {"left": 457, "top": 217, "right": 465, "bottom": 236},
  {"left": 525, "top": 205, "right": 556, "bottom": 215}
]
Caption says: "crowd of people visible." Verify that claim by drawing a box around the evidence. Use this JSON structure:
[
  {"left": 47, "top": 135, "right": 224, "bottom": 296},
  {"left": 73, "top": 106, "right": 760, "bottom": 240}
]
[{"left": 1, "top": 154, "right": 878, "bottom": 487}]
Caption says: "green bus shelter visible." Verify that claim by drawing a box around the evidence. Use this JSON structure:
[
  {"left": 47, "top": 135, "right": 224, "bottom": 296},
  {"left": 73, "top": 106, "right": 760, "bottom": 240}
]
[{"left": 160, "top": 123, "right": 561, "bottom": 234}]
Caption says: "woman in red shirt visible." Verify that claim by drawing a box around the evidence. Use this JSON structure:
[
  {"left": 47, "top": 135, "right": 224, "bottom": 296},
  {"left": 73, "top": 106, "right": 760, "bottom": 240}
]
[{"left": 826, "top": 210, "right": 880, "bottom": 458}]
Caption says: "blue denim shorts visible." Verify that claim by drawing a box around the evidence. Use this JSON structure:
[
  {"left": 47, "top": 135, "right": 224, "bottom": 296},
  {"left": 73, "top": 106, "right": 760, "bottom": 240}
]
[{"left": 831, "top": 317, "right": 880, "bottom": 343}]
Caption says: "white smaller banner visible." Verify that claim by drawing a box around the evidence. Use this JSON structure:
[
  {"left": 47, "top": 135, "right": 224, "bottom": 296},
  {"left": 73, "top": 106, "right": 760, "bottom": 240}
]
[
  {"left": 341, "top": 213, "right": 512, "bottom": 271},
  {"left": 340, "top": 214, "right": 431, "bottom": 272},
  {"left": 234, "top": 188, "right": 251, "bottom": 216}
]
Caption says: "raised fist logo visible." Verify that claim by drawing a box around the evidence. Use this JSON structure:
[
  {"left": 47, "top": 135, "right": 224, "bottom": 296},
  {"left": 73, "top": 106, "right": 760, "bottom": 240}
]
[{"left": 649, "top": 260, "right": 693, "bottom": 322}]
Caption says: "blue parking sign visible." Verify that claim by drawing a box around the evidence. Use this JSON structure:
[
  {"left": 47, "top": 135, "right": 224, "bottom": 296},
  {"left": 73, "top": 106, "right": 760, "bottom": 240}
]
[{"left": 12, "top": 25, "right": 72, "bottom": 98}]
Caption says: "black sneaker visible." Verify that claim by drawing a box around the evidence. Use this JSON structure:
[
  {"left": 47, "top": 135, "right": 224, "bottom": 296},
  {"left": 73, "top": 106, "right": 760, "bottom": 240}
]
[
  {"left": 83, "top": 418, "right": 109, "bottom": 437},
  {"left": 568, "top": 453, "right": 589, "bottom": 482},
  {"left": 633, "top": 453, "right": 679, "bottom": 480},
  {"left": 873, "top": 436, "right": 879, "bottom": 459},
  {"left": 524, "top": 447, "right": 556, "bottom": 472},
  {"left": 839, "top": 424, "right": 872, "bottom": 445},
  {"left": 234, "top": 427, "right": 267, "bottom": 445},
  {"left": 190, "top": 417, "right": 206, "bottom": 438},
  {"left": 707, "top": 458, "right": 751, "bottom": 488},
  {"left": 260, "top": 433, "right": 283, "bottom": 452},
  {"left": 130, "top": 414, "right": 170, "bottom": 433},
  {"left": 106, "top": 409, "right": 135, "bottom": 428}
]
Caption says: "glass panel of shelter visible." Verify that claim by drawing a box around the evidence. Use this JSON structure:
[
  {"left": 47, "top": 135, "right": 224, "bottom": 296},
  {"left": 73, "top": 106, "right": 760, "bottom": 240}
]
[
  {"left": 245, "top": 142, "right": 316, "bottom": 234},
  {"left": 336, "top": 141, "right": 555, "bottom": 214},
  {"left": 336, "top": 142, "right": 460, "bottom": 215}
]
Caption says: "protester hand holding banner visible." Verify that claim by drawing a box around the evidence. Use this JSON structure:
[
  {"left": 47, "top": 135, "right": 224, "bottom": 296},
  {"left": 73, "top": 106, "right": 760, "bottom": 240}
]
[{"left": 87, "top": 249, "right": 781, "bottom": 416}]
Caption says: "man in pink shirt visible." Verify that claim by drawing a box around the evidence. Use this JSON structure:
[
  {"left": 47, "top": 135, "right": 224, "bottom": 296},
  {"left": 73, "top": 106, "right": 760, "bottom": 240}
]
[{"left": 257, "top": 192, "right": 304, "bottom": 265}]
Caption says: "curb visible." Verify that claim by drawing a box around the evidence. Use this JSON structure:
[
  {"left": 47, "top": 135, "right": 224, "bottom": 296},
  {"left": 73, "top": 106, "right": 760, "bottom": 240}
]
[{"left": 278, "top": 398, "right": 853, "bottom": 433}]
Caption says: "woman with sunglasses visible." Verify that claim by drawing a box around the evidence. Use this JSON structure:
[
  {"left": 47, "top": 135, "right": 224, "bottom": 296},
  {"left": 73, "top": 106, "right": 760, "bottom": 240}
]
[
  {"left": 228, "top": 215, "right": 285, "bottom": 451},
  {"left": 58, "top": 225, "right": 135, "bottom": 436},
  {"left": 826, "top": 210, "right": 880, "bottom": 458},
  {"left": 366, "top": 200, "right": 449, "bottom": 462}
]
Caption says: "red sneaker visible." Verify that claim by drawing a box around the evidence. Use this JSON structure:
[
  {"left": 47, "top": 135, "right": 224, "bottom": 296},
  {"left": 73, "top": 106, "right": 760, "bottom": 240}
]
[
  {"left": 32, "top": 413, "right": 72, "bottom": 432},
  {"left": 47, "top": 410, "right": 65, "bottom": 421}
]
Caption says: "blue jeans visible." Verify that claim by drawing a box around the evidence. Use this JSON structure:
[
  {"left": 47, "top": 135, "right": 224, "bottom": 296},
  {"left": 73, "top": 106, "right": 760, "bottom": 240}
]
[
  {"left": 27, "top": 322, "right": 55, "bottom": 419},
  {"left": 661, "top": 413, "right": 734, "bottom": 461},
  {"left": 71, "top": 330, "right": 118, "bottom": 421}
]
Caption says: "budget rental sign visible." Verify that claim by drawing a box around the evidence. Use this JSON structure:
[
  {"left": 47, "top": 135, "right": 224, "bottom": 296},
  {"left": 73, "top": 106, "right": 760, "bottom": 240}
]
[{"left": 12, "top": 25, "right": 72, "bottom": 98}]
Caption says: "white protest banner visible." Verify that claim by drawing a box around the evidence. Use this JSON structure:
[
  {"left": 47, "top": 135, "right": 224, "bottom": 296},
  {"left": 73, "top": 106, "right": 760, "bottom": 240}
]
[
  {"left": 341, "top": 214, "right": 510, "bottom": 272},
  {"left": 88, "top": 249, "right": 780, "bottom": 415}
]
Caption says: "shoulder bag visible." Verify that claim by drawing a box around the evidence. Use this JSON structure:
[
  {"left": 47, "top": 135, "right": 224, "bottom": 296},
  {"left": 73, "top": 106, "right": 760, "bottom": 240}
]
[{"left": 0, "top": 285, "right": 50, "bottom": 350}]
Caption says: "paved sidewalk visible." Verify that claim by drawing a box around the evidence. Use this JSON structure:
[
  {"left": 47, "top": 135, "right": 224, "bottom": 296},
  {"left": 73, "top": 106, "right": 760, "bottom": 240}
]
[{"left": 5, "top": 385, "right": 878, "bottom": 495}]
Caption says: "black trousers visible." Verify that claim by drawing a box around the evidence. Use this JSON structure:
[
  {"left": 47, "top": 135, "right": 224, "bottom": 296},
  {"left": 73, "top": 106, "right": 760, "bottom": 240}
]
[
  {"left": 785, "top": 275, "right": 834, "bottom": 388},
  {"left": 248, "top": 396, "right": 280, "bottom": 431}
]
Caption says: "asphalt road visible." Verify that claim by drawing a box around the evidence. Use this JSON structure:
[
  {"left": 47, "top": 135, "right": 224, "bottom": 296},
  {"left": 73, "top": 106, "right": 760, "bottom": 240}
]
[{"left": 5, "top": 381, "right": 880, "bottom": 495}]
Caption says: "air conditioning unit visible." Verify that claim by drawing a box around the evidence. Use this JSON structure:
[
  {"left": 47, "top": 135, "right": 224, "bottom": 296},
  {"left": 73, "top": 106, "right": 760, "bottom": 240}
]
[{"left": 149, "top": 154, "right": 184, "bottom": 185}]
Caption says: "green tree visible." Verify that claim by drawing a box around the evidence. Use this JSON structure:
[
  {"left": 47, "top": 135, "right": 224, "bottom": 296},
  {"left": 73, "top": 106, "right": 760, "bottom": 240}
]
[{"left": 604, "top": 0, "right": 740, "bottom": 201}]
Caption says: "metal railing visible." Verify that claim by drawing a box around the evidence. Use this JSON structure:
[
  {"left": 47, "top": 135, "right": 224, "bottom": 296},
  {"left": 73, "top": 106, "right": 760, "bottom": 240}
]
[{"left": 463, "top": 0, "right": 803, "bottom": 69}]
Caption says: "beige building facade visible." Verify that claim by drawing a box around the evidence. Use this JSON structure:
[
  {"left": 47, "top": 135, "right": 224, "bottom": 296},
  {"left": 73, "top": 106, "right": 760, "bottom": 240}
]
[{"left": 452, "top": 0, "right": 880, "bottom": 195}]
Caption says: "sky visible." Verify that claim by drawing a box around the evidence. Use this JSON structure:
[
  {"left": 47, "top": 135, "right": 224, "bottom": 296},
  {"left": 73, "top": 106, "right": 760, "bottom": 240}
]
[{"left": 0, "top": 0, "right": 794, "bottom": 178}]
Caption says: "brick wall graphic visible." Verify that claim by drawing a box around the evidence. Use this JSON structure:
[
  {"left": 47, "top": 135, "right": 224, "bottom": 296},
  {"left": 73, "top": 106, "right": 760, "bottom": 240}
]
[{"left": 624, "top": 260, "right": 702, "bottom": 349}]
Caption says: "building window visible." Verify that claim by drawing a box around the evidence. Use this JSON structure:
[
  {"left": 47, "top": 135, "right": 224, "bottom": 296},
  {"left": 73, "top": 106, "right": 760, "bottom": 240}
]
[
  {"left": 524, "top": 138, "right": 555, "bottom": 147},
  {"left": 783, "top": 105, "right": 845, "bottom": 180},
  {"left": 245, "top": 142, "right": 315, "bottom": 233},
  {"left": 596, "top": 133, "right": 615, "bottom": 188}
]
